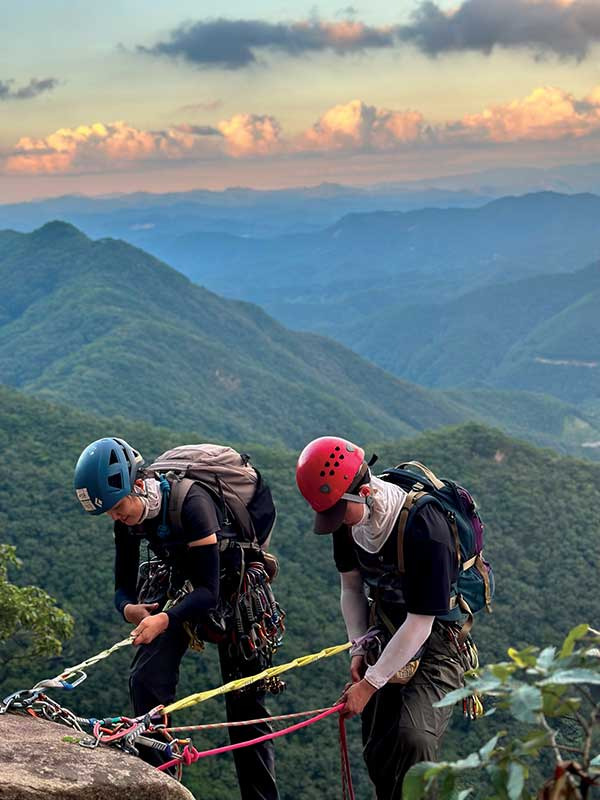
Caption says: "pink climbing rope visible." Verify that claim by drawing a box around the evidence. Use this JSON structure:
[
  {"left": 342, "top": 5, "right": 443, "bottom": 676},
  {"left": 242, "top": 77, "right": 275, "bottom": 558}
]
[
  {"left": 162, "top": 706, "right": 334, "bottom": 733},
  {"left": 156, "top": 703, "right": 345, "bottom": 773}
]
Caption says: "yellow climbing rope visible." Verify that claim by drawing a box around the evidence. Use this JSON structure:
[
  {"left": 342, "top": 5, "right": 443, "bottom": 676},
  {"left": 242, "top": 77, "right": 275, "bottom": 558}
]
[{"left": 162, "top": 642, "right": 352, "bottom": 714}]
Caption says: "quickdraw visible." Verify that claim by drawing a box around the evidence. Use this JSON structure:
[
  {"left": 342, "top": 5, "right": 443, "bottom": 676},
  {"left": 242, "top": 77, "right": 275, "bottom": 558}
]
[
  {"left": 445, "top": 623, "right": 485, "bottom": 719},
  {"left": 230, "top": 560, "right": 286, "bottom": 666}
]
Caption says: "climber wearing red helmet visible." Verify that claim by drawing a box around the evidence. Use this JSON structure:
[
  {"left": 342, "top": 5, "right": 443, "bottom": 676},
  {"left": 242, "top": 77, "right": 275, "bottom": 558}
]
[{"left": 296, "top": 435, "right": 472, "bottom": 800}]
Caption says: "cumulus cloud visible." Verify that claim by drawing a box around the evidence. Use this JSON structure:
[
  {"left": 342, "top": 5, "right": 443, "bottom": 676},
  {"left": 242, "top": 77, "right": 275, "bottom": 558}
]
[
  {"left": 0, "top": 77, "right": 59, "bottom": 101},
  {"left": 397, "top": 0, "right": 600, "bottom": 60},
  {"left": 6, "top": 84, "right": 600, "bottom": 175},
  {"left": 299, "top": 87, "right": 600, "bottom": 152},
  {"left": 301, "top": 100, "right": 427, "bottom": 151},
  {"left": 217, "top": 114, "right": 283, "bottom": 156},
  {"left": 5, "top": 121, "right": 220, "bottom": 174},
  {"left": 139, "top": 18, "right": 395, "bottom": 68},
  {"left": 451, "top": 85, "right": 600, "bottom": 142}
]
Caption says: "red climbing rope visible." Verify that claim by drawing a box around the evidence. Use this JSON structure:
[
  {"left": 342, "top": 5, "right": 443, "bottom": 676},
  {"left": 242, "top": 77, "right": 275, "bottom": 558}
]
[{"left": 339, "top": 715, "right": 355, "bottom": 800}]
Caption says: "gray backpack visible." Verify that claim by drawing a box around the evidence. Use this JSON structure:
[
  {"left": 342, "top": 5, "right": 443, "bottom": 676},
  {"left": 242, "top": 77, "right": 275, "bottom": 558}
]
[{"left": 144, "top": 444, "right": 277, "bottom": 545}]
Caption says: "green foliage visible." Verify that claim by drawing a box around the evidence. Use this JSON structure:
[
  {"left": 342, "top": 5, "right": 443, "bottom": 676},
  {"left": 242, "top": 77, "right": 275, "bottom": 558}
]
[
  {"left": 0, "top": 222, "right": 593, "bottom": 456},
  {"left": 0, "top": 222, "right": 475, "bottom": 449},
  {"left": 0, "top": 543, "right": 73, "bottom": 674},
  {"left": 2, "top": 386, "right": 600, "bottom": 798},
  {"left": 405, "top": 625, "right": 600, "bottom": 799}
]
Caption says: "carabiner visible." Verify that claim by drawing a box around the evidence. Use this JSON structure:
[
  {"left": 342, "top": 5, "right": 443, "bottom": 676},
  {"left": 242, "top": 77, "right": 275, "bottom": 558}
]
[{"left": 59, "top": 670, "right": 88, "bottom": 690}]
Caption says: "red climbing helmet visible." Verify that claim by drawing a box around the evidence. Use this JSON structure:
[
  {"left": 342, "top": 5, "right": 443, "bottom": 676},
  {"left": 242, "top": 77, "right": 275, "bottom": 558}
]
[{"left": 296, "top": 436, "right": 368, "bottom": 534}]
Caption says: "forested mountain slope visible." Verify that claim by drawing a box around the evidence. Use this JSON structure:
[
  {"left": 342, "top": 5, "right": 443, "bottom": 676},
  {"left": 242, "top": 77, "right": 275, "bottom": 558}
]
[
  {"left": 348, "top": 260, "right": 600, "bottom": 407},
  {"left": 1, "top": 385, "right": 598, "bottom": 798},
  {"left": 2, "top": 221, "right": 595, "bottom": 455},
  {"left": 0, "top": 221, "right": 471, "bottom": 447}
]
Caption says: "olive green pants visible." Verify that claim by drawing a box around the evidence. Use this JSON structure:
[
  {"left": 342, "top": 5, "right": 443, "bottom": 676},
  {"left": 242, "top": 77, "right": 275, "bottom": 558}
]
[{"left": 361, "top": 621, "right": 470, "bottom": 800}]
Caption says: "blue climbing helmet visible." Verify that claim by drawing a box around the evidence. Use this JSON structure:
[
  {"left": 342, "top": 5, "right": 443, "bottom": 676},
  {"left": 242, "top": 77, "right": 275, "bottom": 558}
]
[{"left": 74, "top": 437, "right": 144, "bottom": 515}]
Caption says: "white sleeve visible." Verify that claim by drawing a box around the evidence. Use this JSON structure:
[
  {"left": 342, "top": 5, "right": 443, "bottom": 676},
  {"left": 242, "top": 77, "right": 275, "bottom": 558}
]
[
  {"left": 340, "top": 570, "right": 369, "bottom": 656},
  {"left": 364, "top": 612, "right": 434, "bottom": 689}
]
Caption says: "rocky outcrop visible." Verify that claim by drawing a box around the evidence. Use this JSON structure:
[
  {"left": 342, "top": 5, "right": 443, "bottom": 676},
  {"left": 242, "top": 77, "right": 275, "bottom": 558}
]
[{"left": 0, "top": 713, "right": 195, "bottom": 799}]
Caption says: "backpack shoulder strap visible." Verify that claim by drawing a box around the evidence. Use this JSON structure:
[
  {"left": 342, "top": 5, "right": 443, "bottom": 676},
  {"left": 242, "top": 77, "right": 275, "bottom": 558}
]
[
  {"left": 395, "top": 486, "right": 429, "bottom": 573},
  {"left": 395, "top": 487, "right": 462, "bottom": 573},
  {"left": 167, "top": 477, "right": 196, "bottom": 539},
  {"left": 168, "top": 475, "right": 257, "bottom": 543},
  {"left": 395, "top": 461, "right": 445, "bottom": 490}
]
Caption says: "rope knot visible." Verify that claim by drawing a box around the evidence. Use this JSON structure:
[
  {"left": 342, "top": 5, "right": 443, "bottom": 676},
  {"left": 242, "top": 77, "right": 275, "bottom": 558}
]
[{"left": 182, "top": 745, "right": 198, "bottom": 766}]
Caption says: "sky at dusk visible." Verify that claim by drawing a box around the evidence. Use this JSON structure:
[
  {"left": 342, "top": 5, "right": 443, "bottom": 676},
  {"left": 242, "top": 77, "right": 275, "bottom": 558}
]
[{"left": 2, "top": 0, "right": 600, "bottom": 201}]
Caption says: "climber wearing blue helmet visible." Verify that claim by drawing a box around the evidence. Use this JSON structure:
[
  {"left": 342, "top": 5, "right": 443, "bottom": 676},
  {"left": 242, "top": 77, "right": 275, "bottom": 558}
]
[{"left": 73, "top": 436, "right": 279, "bottom": 799}]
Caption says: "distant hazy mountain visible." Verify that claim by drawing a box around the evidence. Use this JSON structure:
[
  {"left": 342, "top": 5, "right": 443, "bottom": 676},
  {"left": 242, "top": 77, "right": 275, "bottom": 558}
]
[
  {"left": 382, "top": 161, "right": 600, "bottom": 196},
  {"left": 1, "top": 221, "right": 596, "bottom": 455},
  {"left": 0, "top": 183, "right": 491, "bottom": 241},
  {"left": 139, "top": 191, "right": 600, "bottom": 328}
]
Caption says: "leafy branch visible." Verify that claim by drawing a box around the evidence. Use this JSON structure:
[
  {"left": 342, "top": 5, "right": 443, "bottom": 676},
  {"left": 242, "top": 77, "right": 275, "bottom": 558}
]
[
  {"left": 404, "top": 625, "right": 600, "bottom": 800},
  {"left": 0, "top": 543, "right": 74, "bottom": 666}
]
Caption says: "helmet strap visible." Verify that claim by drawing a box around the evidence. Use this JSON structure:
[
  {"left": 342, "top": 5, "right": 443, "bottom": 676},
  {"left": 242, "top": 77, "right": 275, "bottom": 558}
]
[{"left": 341, "top": 490, "right": 374, "bottom": 509}]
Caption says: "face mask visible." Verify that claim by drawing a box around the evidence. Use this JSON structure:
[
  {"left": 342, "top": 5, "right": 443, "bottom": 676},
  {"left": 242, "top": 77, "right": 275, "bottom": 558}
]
[{"left": 136, "top": 478, "right": 163, "bottom": 523}]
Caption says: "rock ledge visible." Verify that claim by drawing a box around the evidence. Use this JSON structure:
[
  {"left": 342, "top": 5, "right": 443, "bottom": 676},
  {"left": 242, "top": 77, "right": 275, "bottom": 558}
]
[{"left": 0, "top": 713, "right": 194, "bottom": 799}]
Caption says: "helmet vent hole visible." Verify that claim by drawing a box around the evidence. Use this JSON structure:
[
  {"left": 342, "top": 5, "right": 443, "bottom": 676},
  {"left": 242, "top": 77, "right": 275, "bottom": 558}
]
[
  {"left": 107, "top": 474, "right": 123, "bottom": 489},
  {"left": 339, "top": 454, "right": 345, "bottom": 460},
  {"left": 329, "top": 452, "right": 335, "bottom": 458},
  {"left": 334, "top": 461, "right": 339, "bottom": 467},
  {"left": 335, "top": 446, "right": 340, "bottom": 450},
  {"left": 320, "top": 470, "right": 326, "bottom": 477},
  {"left": 109, "top": 450, "right": 119, "bottom": 465},
  {"left": 325, "top": 461, "right": 330, "bottom": 467},
  {"left": 329, "top": 470, "right": 335, "bottom": 476}
]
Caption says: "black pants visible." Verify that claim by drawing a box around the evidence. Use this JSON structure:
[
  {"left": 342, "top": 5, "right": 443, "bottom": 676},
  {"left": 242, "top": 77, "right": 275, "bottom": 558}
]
[
  {"left": 130, "top": 624, "right": 279, "bottom": 800},
  {"left": 361, "top": 622, "right": 470, "bottom": 800}
]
